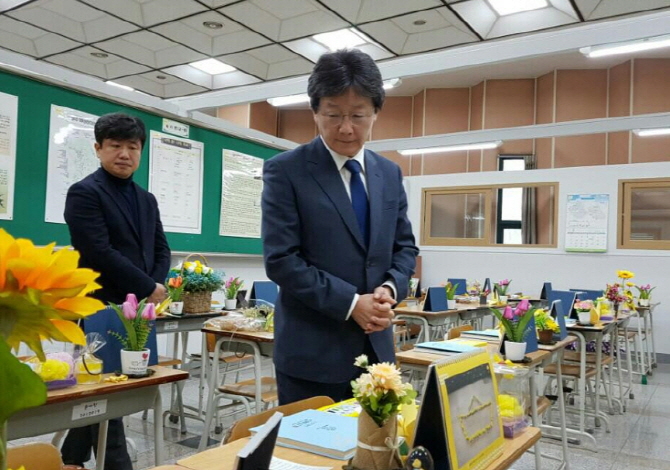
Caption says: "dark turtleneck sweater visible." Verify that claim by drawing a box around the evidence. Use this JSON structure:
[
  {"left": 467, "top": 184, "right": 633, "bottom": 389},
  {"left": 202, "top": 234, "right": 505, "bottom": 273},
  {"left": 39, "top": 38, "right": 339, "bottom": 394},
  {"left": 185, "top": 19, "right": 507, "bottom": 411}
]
[{"left": 100, "top": 167, "right": 140, "bottom": 233}]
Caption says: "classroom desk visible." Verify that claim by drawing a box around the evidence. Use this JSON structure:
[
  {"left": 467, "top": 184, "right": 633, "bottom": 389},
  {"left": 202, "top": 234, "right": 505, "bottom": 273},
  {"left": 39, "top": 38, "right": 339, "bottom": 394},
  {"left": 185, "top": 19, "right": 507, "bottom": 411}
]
[
  {"left": 8, "top": 367, "right": 188, "bottom": 470},
  {"left": 174, "top": 427, "right": 541, "bottom": 470},
  {"left": 393, "top": 302, "right": 491, "bottom": 342},
  {"left": 632, "top": 303, "right": 660, "bottom": 376}
]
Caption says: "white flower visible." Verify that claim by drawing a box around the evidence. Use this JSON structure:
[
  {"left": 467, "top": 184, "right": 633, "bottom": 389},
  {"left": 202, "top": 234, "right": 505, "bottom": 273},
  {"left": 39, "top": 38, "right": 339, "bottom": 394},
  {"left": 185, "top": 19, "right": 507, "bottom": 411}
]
[
  {"left": 354, "top": 354, "right": 369, "bottom": 368},
  {"left": 354, "top": 373, "right": 375, "bottom": 398},
  {"left": 175, "top": 262, "right": 183, "bottom": 270},
  {"left": 186, "top": 264, "right": 195, "bottom": 274},
  {"left": 368, "top": 362, "right": 403, "bottom": 393},
  {"left": 203, "top": 266, "right": 212, "bottom": 274}
]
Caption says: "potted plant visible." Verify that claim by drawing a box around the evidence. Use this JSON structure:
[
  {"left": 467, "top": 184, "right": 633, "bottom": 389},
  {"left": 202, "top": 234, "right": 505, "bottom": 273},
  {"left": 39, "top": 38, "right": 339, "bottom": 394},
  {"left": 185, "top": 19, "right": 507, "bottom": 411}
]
[
  {"left": 635, "top": 284, "right": 655, "bottom": 307},
  {"left": 480, "top": 288, "right": 491, "bottom": 305},
  {"left": 109, "top": 294, "right": 156, "bottom": 376},
  {"left": 351, "top": 355, "right": 417, "bottom": 470},
  {"left": 534, "top": 309, "right": 560, "bottom": 344},
  {"left": 224, "top": 276, "right": 244, "bottom": 310},
  {"left": 494, "top": 279, "right": 512, "bottom": 304},
  {"left": 445, "top": 281, "right": 458, "bottom": 309},
  {"left": 168, "top": 256, "right": 223, "bottom": 314},
  {"left": 491, "top": 299, "right": 536, "bottom": 361},
  {"left": 574, "top": 300, "right": 594, "bottom": 325},
  {"left": 166, "top": 275, "right": 185, "bottom": 314}
]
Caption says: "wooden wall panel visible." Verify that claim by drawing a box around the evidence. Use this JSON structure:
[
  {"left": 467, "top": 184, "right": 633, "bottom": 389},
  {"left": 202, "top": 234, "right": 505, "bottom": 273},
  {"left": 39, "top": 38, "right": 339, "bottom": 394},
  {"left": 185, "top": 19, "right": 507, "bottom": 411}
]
[
  {"left": 249, "top": 102, "right": 277, "bottom": 136},
  {"left": 536, "top": 138, "right": 552, "bottom": 169},
  {"left": 379, "top": 151, "right": 410, "bottom": 176},
  {"left": 608, "top": 131, "right": 629, "bottom": 165},
  {"left": 217, "top": 104, "right": 249, "bottom": 127},
  {"left": 412, "top": 90, "right": 424, "bottom": 137},
  {"left": 468, "top": 151, "right": 481, "bottom": 172},
  {"left": 422, "top": 152, "right": 468, "bottom": 175},
  {"left": 372, "top": 96, "right": 413, "bottom": 140},
  {"left": 278, "top": 109, "right": 316, "bottom": 144},
  {"left": 410, "top": 155, "right": 422, "bottom": 176},
  {"left": 554, "top": 134, "right": 606, "bottom": 167},
  {"left": 470, "top": 82, "right": 484, "bottom": 131},
  {"left": 556, "top": 70, "right": 607, "bottom": 122},
  {"left": 608, "top": 61, "right": 631, "bottom": 117},
  {"left": 631, "top": 135, "right": 670, "bottom": 163},
  {"left": 633, "top": 58, "right": 670, "bottom": 115},
  {"left": 536, "top": 72, "right": 554, "bottom": 125},
  {"left": 424, "top": 88, "right": 470, "bottom": 135},
  {"left": 484, "top": 79, "right": 535, "bottom": 129}
]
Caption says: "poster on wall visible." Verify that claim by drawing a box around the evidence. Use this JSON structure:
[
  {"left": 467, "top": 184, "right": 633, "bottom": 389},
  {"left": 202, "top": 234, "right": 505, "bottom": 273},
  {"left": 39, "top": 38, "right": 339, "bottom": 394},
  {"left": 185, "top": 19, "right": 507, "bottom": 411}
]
[
  {"left": 148, "top": 130, "right": 204, "bottom": 234},
  {"left": 0, "top": 91, "right": 18, "bottom": 220},
  {"left": 565, "top": 194, "right": 609, "bottom": 253},
  {"left": 44, "top": 105, "right": 99, "bottom": 224},
  {"left": 219, "top": 149, "right": 263, "bottom": 238}
]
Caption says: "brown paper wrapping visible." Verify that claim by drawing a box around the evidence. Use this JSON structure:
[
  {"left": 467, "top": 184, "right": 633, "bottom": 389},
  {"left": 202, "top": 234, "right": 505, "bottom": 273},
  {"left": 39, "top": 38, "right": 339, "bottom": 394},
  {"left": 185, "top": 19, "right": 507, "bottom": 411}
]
[{"left": 351, "top": 411, "right": 402, "bottom": 470}]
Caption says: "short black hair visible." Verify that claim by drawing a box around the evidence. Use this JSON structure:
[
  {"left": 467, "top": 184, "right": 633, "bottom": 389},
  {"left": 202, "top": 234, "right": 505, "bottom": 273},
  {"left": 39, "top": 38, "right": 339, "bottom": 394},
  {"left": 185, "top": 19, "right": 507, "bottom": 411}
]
[
  {"left": 307, "top": 49, "right": 385, "bottom": 113},
  {"left": 94, "top": 112, "right": 147, "bottom": 148}
]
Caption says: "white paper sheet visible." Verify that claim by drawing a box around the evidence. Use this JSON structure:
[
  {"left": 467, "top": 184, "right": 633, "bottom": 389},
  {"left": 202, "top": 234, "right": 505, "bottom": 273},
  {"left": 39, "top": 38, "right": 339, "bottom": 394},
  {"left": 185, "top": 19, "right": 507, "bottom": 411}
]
[
  {"left": 219, "top": 149, "right": 264, "bottom": 238},
  {"left": 44, "top": 105, "right": 99, "bottom": 224},
  {"left": 0, "top": 91, "right": 18, "bottom": 220},
  {"left": 270, "top": 457, "right": 332, "bottom": 470},
  {"left": 148, "top": 130, "right": 204, "bottom": 234},
  {"left": 565, "top": 193, "right": 609, "bottom": 252}
]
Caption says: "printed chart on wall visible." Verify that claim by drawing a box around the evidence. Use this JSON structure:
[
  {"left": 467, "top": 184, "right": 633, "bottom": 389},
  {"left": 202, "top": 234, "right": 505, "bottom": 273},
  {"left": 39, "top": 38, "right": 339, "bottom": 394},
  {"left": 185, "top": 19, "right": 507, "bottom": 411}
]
[
  {"left": 565, "top": 194, "right": 609, "bottom": 252},
  {"left": 0, "top": 91, "right": 18, "bottom": 220},
  {"left": 45, "top": 105, "right": 99, "bottom": 224},
  {"left": 219, "top": 149, "right": 263, "bottom": 238},
  {"left": 148, "top": 130, "right": 204, "bottom": 234}
]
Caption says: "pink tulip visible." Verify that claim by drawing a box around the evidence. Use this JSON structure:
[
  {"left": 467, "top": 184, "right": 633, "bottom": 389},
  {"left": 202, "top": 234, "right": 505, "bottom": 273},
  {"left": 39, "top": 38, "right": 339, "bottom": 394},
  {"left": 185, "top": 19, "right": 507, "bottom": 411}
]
[
  {"left": 122, "top": 301, "right": 137, "bottom": 320},
  {"left": 125, "top": 293, "right": 138, "bottom": 311},
  {"left": 142, "top": 302, "right": 156, "bottom": 321},
  {"left": 516, "top": 299, "right": 530, "bottom": 313},
  {"left": 503, "top": 306, "right": 514, "bottom": 320}
]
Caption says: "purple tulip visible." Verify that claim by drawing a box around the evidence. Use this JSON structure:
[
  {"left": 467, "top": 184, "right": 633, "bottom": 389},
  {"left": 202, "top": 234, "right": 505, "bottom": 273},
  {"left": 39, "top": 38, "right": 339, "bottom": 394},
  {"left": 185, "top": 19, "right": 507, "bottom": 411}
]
[
  {"left": 122, "top": 301, "right": 137, "bottom": 320},
  {"left": 503, "top": 306, "right": 514, "bottom": 320},
  {"left": 125, "top": 293, "right": 139, "bottom": 311},
  {"left": 142, "top": 302, "right": 156, "bottom": 321}
]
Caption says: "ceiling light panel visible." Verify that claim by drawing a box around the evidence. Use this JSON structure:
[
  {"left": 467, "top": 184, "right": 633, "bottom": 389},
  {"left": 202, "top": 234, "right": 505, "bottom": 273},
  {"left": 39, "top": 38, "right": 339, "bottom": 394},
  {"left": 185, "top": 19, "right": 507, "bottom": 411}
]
[
  {"left": 190, "top": 58, "right": 236, "bottom": 75},
  {"left": 488, "top": 0, "right": 548, "bottom": 16}
]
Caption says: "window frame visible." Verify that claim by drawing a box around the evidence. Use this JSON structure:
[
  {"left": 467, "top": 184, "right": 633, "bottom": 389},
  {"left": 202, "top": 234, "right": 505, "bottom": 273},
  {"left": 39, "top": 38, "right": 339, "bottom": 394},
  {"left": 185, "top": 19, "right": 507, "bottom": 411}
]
[
  {"left": 618, "top": 177, "right": 670, "bottom": 250},
  {"left": 421, "top": 182, "right": 559, "bottom": 248},
  {"left": 496, "top": 156, "right": 526, "bottom": 243}
]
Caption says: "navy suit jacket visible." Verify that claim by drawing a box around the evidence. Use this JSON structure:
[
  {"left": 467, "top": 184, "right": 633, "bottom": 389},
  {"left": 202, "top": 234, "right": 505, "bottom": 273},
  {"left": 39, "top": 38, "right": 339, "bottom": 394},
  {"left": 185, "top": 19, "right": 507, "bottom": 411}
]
[{"left": 262, "top": 138, "right": 418, "bottom": 383}]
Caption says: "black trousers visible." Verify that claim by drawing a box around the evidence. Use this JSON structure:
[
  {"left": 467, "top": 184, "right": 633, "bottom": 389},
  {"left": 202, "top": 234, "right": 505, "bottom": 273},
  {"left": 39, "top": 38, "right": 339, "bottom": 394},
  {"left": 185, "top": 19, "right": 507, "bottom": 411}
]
[{"left": 61, "top": 417, "right": 132, "bottom": 470}]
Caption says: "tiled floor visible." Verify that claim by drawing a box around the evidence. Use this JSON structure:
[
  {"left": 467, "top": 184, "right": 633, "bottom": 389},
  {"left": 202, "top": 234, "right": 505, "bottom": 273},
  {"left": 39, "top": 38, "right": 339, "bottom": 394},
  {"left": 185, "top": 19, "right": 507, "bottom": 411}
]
[{"left": 10, "top": 362, "right": 670, "bottom": 469}]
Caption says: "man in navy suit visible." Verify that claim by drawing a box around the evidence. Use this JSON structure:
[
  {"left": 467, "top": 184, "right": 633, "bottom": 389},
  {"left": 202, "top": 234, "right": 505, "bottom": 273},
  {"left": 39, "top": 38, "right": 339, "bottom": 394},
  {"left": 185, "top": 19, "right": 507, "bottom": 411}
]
[
  {"left": 262, "top": 50, "right": 418, "bottom": 404},
  {"left": 61, "top": 113, "right": 170, "bottom": 470}
]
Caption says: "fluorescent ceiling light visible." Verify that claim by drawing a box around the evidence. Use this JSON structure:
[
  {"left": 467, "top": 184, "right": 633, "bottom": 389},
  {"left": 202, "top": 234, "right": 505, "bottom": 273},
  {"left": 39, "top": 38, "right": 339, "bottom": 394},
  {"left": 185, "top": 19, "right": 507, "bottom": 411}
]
[
  {"left": 633, "top": 128, "right": 670, "bottom": 137},
  {"left": 580, "top": 34, "right": 670, "bottom": 58},
  {"left": 488, "top": 0, "right": 548, "bottom": 16},
  {"left": 190, "top": 58, "right": 236, "bottom": 75},
  {"left": 106, "top": 80, "right": 134, "bottom": 92},
  {"left": 312, "top": 28, "right": 369, "bottom": 51},
  {"left": 399, "top": 141, "right": 502, "bottom": 156},
  {"left": 267, "top": 93, "right": 310, "bottom": 107},
  {"left": 383, "top": 78, "right": 402, "bottom": 90}
]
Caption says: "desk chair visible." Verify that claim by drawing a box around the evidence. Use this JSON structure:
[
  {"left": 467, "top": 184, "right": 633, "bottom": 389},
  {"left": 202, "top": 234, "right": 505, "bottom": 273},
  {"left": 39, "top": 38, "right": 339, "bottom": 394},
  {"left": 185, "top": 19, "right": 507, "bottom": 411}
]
[
  {"left": 447, "top": 278, "right": 467, "bottom": 296},
  {"left": 547, "top": 290, "right": 577, "bottom": 317},
  {"left": 447, "top": 324, "right": 473, "bottom": 340},
  {"left": 8, "top": 443, "right": 63, "bottom": 470},
  {"left": 569, "top": 289, "right": 603, "bottom": 302}
]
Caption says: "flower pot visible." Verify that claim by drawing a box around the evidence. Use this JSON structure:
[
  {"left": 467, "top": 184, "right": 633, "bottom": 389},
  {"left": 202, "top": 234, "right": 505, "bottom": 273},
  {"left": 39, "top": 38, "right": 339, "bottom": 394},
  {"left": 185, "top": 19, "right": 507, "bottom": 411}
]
[
  {"left": 352, "top": 410, "right": 402, "bottom": 470},
  {"left": 479, "top": 295, "right": 487, "bottom": 305},
  {"left": 577, "top": 311, "right": 592, "bottom": 325},
  {"left": 169, "top": 301, "right": 183, "bottom": 314},
  {"left": 639, "top": 298, "right": 650, "bottom": 307},
  {"left": 224, "top": 298, "right": 238, "bottom": 310},
  {"left": 538, "top": 329, "right": 554, "bottom": 345},
  {"left": 447, "top": 299, "right": 457, "bottom": 310},
  {"left": 120, "top": 348, "right": 150, "bottom": 376},
  {"left": 500, "top": 295, "right": 509, "bottom": 304},
  {"left": 505, "top": 341, "right": 526, "bottom": 361}
]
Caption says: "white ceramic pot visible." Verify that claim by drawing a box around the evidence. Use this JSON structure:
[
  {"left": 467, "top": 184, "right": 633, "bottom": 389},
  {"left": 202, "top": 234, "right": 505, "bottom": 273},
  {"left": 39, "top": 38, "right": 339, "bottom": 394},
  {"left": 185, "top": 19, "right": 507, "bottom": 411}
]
[
  {"left": 577, "top": 311, "right": 592, "bottom": 325},
  {"left": 225, "top": 298, "right": 238, "bottom": 310},
  {"left": 169, "top": 301, "right": 183, "bottom": 314},
  {"left": 639, "top": 298, "right": 650, "bottom": 307},
  {"left": 447, "top": 299, "right": 457, "bottom": 310},
  {"left": 505, "top": 341, "right": 526, "bottom": 361},
  {"left": 121, "top": 349, "right": 150, "bottom": 375},
  {"left": 500, "top": 295, "right": 509, "bottom": 304}
]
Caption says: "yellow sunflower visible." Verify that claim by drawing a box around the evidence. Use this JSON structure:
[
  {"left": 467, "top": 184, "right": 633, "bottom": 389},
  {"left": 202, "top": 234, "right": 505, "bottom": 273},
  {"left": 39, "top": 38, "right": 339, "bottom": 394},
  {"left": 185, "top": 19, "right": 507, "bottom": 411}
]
[
  {"left": 617, "top": 270, "right": 634, "bottom": 280},
  {"left": 0, "top": 229, "right": 104, "bottom": 360}
]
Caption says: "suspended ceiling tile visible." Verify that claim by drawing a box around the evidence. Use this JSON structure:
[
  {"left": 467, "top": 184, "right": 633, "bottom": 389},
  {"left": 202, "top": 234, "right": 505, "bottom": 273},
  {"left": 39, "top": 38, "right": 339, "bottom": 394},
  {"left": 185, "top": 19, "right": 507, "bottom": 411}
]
[
  {"left": 197, "top": 0, "right": 239, "bottom": 7},
  {"left": 81, "top": 0, "right": 208, "bottom": 27},
  {"left": 6, "top": 0, "right": 138, "bottom": 43},
  {"left": 0, "top": 15, "right": 80, "bottom": 57},
  {"left": 45, "top": 46, "right": 150, "bottom": 80},
  {"left": 0, "top": 0, "right": 33, "bottom": 13},
  {"left": 97, "top": 31, "right": 207, "bottom": 69},
  {"left": 151, "top": 11, "right": 270, "bottom": 56},
  {"left": 266, "top": 57, "right": 314, "bottom": 80},
  {"left": 113, "top": 71, "right": 209, "bottom": 98},
  {"left": 359, "top": 8, "right": 478, "bottom": 55},
  {"left": 319, "top": 0, "right": 442, "bottom": 24},
  {"left": 283, "top": 34, "right": 394, "bottom": 63},
  {"left": 220, "top": 0, "right": 348, "bottom": 41},
  {"left": 222, "top": 44, "right": 313, "bottom": 80},
  {"left": 162, "top": 64, "right": 260, "bottom": 90},
  {"left": 576, "top": 0, "right": 670, "bottom": 20},
  {"left": 211, "top": 70, "right": 262, "bottom": 88}
]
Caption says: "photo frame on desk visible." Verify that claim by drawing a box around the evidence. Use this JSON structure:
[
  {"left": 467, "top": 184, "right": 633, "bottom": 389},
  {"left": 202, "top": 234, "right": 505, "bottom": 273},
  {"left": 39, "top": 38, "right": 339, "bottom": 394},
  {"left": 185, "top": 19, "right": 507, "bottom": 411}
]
[
  {"left": 413, "top": 350, "right": 504, "bottom": 470},
  {"left": 424, "top": 286, "right": 447, "bottom": 312},
  {"left": 235, "top": 411, "right": 283, "bottom": 470},
  {"left": 549, "top": 301, "right": 568, "bottom": 340}
]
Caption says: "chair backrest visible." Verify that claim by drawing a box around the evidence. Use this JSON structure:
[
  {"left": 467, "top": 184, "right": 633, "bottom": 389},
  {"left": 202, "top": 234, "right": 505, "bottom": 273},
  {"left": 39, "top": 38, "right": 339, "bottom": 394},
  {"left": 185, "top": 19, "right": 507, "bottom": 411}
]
[
  {"left": 447, "top": 278, "right": 467, "bottom": 296},
  {"left": 8, "top": 443, "right": 63, "bottom": 470},
  {"left": 224, "top": 395, "right": 335, "bottom": 444},
  {"left": 569, "top": 288, "right": 603, "bottom": 302},
  {"left": 547, "top": 290, "right": 577, "bottom": 317},
  {"left": 540, "top": 282, "right": 553, "bottom": 300},
  {"left": 447, "top": 324, "right": 474, "bottom": 340}
]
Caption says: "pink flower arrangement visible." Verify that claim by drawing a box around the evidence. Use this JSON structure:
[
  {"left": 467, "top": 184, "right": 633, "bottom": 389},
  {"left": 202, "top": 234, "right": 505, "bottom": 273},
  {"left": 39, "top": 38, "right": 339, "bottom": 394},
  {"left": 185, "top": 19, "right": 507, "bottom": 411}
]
[
  {"left": 605, "top": 284, "right": 626, "bottom": 304},
  {"left": 495, "top": 279, "right": 512, "bottom": 296},
  {"left": 225, "top": 276, "right": 244, "bottom": 300},
  {"left": 491, "top": 299, "right": 536, "bottom": 342},
  {"left": 635, "top": 284, "right": 655, "bottom": 300},
  {"left": 574, "top": 300, "right": 594, "bottom": 312},
  {"left": 109, "top": 293, "right": 156, "bottom": 351}
]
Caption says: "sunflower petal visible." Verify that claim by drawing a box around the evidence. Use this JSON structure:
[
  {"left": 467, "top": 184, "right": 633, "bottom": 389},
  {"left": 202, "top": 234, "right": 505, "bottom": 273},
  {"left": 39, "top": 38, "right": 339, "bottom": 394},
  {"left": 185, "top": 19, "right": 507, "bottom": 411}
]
[
  {"left": 55, "top": 297, "right": 105, "bottom": 316},
  {"left": 50, "top": 319, "right": 86, "bottom": 345}
]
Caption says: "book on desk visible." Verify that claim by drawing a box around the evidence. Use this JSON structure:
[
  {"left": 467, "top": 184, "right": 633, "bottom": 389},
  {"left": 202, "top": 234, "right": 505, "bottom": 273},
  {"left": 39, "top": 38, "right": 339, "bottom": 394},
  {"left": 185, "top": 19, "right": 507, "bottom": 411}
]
[
  {"left": 415, "top": 340, "right": 485, "bottom": 354},
  {"left": 251, "top": 409, "right": 357, "bottom": 460}
]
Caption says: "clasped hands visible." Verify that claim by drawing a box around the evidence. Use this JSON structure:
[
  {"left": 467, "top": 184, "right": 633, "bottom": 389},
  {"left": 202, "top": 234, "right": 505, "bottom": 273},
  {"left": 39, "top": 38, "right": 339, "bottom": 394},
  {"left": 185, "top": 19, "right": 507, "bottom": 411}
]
[{"left": 351, "top": 286, "right": 396, "bottom": 334}]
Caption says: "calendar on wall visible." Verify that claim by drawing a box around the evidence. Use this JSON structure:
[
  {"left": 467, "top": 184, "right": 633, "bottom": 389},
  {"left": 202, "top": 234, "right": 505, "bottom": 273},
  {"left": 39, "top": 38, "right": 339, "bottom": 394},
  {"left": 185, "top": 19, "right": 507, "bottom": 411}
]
[{"left": 565, "top": 194, "right": 609, "bottom": 253}]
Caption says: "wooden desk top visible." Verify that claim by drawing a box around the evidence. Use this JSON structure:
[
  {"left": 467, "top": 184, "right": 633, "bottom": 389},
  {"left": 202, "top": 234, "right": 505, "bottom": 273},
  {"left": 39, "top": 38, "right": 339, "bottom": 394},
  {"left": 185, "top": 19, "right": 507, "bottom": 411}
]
[
  {"left": 394, "top": 302, "right": 487, "bottom": 317},
  {"left": 537, "top": 335, "right": 577, "bottom": 352},
  {"left": 46, "top": 366, "right": 188, "bottom": 405},
  {"left": 175, "top": 427, "right": 540, "bottom": 470},
  {"left": 156, "top": 311, "right": 223, "bottom": 322},
  {"left": 201, "top": 326, "right": 274, "bottom": 343}
]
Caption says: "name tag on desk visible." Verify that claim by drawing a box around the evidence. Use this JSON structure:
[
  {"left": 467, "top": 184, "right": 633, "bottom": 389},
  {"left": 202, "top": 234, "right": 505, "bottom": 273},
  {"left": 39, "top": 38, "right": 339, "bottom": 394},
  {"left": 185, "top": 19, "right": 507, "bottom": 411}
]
[
  {"left": 164, "top": 321, "right": 178, "bottom": 331},
  {"left": 72, "top": 400, "right": 107, "bottom": 420}
]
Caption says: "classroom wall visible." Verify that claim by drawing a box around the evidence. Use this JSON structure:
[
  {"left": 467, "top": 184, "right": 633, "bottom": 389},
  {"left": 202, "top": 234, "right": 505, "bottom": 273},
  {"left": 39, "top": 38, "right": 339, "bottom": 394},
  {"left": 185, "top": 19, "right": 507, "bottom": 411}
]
[{"left": 404, "top": 161, "right": 670, "bottom": 354}]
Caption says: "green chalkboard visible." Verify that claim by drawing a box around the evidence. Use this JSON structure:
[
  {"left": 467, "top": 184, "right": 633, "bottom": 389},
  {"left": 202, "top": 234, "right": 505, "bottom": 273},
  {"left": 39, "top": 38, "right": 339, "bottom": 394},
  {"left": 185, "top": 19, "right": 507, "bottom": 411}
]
[{"left": 0, "top": 69, "right": 282, "bottom": 254}]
